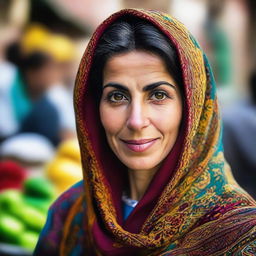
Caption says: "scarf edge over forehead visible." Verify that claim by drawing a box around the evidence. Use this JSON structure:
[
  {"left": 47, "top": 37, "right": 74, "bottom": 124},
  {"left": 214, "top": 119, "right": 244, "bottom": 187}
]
[{"left": 63, "top": 8, "right": 256, "bottom": 255}]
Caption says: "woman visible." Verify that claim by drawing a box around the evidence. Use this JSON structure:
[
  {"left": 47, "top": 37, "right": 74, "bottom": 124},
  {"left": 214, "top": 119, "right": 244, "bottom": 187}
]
[{"left": 34, "top": 9, "right": 256, "bottom": 256}]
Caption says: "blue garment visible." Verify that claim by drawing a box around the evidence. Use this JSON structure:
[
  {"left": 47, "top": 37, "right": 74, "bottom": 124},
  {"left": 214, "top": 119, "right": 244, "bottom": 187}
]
[
  {"left": 20, "top": 95, "right": 61, "bottom": 146},
  {"left": 10, "top": 71, "right": 32, "bottom": 124},
  {"left": 122, "top": 194, "right": 138, "bottom": 220}
]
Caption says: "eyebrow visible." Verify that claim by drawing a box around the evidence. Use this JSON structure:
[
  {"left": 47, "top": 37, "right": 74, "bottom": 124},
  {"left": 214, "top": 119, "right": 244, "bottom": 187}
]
[
  {"left": 102, "top": 81, "right": 176, "bottom": 92},
  {"left": 143, "top": 81, "right": 176, "bottom": 91}
]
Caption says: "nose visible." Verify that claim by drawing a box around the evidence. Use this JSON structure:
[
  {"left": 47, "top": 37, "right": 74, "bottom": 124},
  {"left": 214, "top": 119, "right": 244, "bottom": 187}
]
[{"left": 126, "top": 101, "right": 150, "bottom": 131}]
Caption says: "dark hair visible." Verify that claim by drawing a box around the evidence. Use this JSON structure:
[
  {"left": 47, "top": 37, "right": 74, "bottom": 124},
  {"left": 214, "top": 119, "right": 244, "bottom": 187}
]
[
  {"left": 7, "top": 42, "right": 52, "bottom": 72},
  {"left": 89, "top": 16, "right": 183, "bottom": 102},
  {"left": 21, "top": 52, "right": 52, "bottom": 71}
]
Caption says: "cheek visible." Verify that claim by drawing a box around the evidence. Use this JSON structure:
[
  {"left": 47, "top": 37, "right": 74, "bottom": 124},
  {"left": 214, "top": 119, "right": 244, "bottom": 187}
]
[
  {"left": 99, "top": 105, "right": 124, "bottom": 136},
  {"left": 152, "top": 105, "right": 182, "bottom": 134}
]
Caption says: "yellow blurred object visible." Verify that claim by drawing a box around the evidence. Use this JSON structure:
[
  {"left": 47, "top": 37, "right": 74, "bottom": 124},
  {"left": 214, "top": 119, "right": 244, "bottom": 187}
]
[
  {"left": 21, "top": 24, "right": 50, "bottom": 55},
  {"left": 21, "top": 24, "right": 76, "bottom": 62},
  {"left": 57, "top": 139, "right": 81, "bottom": 162},
  {"left": 46, "top": 158, "right": 83, "bottom": 194},
  {"left": 47, "top": 34, "right": 76, "bottom": 62},
  {"left": 45, "top": 139, "right": 83, "bottom": 194}
]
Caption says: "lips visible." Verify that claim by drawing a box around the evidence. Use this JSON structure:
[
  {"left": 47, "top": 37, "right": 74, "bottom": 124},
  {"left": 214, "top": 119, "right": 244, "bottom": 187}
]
[{"left": 120, "top": 138, "right": 158, "bottom": 152}]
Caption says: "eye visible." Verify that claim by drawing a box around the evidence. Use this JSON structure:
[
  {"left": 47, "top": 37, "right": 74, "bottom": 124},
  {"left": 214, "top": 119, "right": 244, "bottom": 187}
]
[
  {"left": 107, "top": 91, "right": 128, "bottom": 103},
  {"left": 150, "top": 91, "right": 169, "bottom": 101}
]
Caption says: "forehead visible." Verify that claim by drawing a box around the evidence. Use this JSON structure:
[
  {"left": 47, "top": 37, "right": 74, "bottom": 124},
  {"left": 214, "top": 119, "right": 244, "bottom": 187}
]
[{"left": 103, "top": 50, "right": 173, "bottom": 82}]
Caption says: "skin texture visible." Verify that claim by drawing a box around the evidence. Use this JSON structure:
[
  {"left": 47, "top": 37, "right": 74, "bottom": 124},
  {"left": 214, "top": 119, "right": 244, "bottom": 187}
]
[{"left": 99, "top": 50, "right": 183, "bottom": 200}]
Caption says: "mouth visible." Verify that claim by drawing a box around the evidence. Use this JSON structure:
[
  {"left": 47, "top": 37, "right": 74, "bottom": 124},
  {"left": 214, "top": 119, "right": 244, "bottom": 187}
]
[{"left": 120, "top": 138, "right": 158, "bottom": 152}]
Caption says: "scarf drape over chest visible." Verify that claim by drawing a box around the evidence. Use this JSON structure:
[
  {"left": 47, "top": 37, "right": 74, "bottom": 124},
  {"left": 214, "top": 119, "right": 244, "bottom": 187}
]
[{"left": 40, "top": 9, "right": 256, "bottom": 256}]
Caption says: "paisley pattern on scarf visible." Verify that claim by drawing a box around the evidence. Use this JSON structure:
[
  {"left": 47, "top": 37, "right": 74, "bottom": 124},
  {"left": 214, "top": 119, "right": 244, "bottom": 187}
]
[{"left": 34, "top": 9, "right": 256, "bottom": 256}]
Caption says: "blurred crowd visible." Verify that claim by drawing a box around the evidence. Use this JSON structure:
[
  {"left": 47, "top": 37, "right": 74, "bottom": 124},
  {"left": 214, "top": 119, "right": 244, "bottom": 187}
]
[
  {"left": 0, "top": 23, "right": 77, "bottom": 145},
  {"left": 0, "top": 0, "right": 255, "bottom": 254}
]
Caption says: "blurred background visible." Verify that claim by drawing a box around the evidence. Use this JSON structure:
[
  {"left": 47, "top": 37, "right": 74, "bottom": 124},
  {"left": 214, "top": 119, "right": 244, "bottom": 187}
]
[{"left": 0, "top": 0, "right": 255, "bottom": 254}]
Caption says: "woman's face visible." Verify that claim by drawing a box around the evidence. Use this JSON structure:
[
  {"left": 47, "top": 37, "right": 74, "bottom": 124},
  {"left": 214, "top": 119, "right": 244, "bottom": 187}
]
[{"left": 99, "top": 50, "right": 183, "bottom": 173}]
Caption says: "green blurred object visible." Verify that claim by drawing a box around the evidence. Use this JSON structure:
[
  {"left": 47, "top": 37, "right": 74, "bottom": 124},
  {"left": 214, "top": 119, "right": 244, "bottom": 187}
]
[
  {"left": 0, "top": 178, "right": 56, "bottom": 251},
  {"left": 0, "top": 214, "right": 25, "bottom": 244},
  {"left": 23, "top": 177, "right": 56, "bottom": 200},
  {"left": 0, "top": 189, "right": 46, "bottom": 231},
  {"left": 205, "top": 20, "right": 232, "bottom": 86},
  {"left": 14, "top": 205, "right": 46, "bottom": 231},
  {"left": 23, "top": 196, "right": 51, "bottom": 213},
  {"left": 17, "top": 231, "right": 38, "bottom": 250},
  {"left": 0, "top": 184, "right": 53, "bottom": 251},
  {"left": 0, "top": 190, "right": 24, "bottom": 215}
]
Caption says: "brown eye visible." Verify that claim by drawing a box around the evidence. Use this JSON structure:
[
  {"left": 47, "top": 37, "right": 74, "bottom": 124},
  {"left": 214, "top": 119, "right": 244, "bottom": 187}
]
[
  {"left": 108, "top": 92, "right": 128, "bottom": 103},
  {"left": 113, "top": 93, "right": 124, "bottom": 101},
  {"left": 151, "top": 91, "right": 167, "bottom": 100}
]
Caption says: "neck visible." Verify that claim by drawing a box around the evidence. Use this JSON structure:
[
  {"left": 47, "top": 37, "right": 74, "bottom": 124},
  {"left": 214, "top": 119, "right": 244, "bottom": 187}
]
[{"left": 128, "top": 166, "right": 159, "bottom": 201}]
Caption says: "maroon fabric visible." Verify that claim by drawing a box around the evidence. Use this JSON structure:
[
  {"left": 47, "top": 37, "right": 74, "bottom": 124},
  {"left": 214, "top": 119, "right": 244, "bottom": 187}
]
[{"left": 93, "top": 221, "right": 140, "bottom": 256}]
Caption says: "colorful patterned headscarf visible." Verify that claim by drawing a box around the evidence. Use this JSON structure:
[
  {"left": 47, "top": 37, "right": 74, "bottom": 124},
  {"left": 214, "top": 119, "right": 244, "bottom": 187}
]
[{"left": 34, "top": 9, "right": 256, "bottom": 256}]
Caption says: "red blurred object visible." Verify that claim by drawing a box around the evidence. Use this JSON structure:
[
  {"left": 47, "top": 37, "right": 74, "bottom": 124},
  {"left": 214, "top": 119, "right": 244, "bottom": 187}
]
[{"left": 0, "top": 161, "right": 26, "bottom": 191}]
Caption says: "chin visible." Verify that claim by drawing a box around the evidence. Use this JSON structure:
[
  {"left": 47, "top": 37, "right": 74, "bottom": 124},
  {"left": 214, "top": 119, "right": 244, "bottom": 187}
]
[{"left": 121, "top": 156, "right": 160, "bottom": 172}]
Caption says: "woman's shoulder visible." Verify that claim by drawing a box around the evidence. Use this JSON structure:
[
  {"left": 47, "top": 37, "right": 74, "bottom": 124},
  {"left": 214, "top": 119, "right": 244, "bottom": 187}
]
[
  {"left": 33, "top": 181, "right": 84, "bottom": 255},
  {"left": 45, "top": 180, "right": 85, "bottom": 236},
  {"left": 50, "top": 180, "right": 84, "bottom": 213},
  {"left": 161, "top": 207, "right": 256, "bottom": 256}
]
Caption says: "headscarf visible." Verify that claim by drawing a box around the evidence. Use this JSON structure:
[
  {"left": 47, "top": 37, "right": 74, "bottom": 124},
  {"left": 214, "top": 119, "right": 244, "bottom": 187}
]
[{"left": 35, "top": 9, "right": 256, "bottom": 256}]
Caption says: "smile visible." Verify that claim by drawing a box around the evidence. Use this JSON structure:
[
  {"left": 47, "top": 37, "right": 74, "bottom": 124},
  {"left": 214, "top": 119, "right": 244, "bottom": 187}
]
[{"left": 120, "top": 138, "right": 158, "bottom": 152}]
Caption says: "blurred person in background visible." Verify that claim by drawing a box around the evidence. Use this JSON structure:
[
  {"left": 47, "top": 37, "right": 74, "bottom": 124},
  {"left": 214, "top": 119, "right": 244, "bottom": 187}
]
[
  {"left": 4, "top": 24, "right": 61, "bottom": 146},
  {"left": 204, "top": 0, "right": 232, "bottom": 89},
  {"left": 2, "top": 24, "right": 77, "bottom": 146},
  {"left": 0, "top": 0, "right": 25, "bottom": 143},
  {"left": 43, "top": 33, "right": 77, "bottom": 141},
  {"left": 18, "top": 25, "right": 77, "bottom": 143},
  {"left": 17, "top": 25, "right": 60, "bottom": 145},
  {"left": 0, "top": 31, "right": 19, "bottom": 143},
  {"left": 223, "top": 70, "right": 256, "bottom": 199}
]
